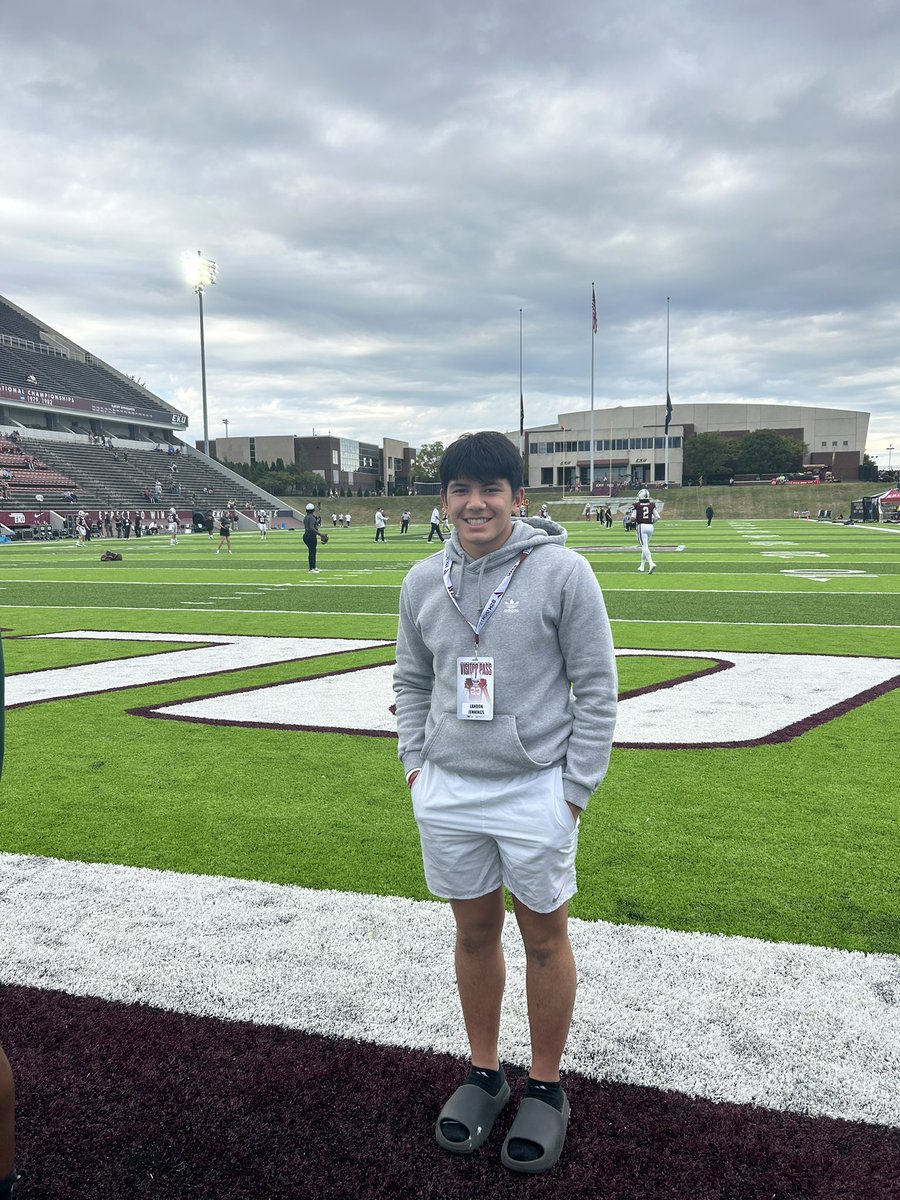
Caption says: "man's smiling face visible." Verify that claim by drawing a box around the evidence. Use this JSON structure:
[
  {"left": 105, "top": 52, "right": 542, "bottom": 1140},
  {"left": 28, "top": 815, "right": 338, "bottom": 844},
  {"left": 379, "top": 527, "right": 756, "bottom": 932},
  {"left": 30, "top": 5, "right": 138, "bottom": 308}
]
[{"left": 441, "top": 476, "right": 526, "bottom": 559}]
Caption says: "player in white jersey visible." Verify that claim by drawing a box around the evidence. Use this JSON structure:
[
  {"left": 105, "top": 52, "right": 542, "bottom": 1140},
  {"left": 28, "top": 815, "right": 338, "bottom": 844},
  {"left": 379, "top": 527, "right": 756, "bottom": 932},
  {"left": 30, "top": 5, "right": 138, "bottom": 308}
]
[{"left": 633, "top": 488, "right": 658, "bottom": 574}]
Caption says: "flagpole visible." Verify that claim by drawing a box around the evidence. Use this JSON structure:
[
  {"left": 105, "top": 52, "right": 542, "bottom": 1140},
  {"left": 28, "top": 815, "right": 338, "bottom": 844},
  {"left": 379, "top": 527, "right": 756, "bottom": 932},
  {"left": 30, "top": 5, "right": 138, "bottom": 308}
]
[
  {"left": 519, "top": 308, "right": 524, "bottom": 463},
  {"left": 590, "top": 283, "right": 596, "bottom": 499},
  {"left": 664, "top": 296, "right": 670, "bottom": 485}
]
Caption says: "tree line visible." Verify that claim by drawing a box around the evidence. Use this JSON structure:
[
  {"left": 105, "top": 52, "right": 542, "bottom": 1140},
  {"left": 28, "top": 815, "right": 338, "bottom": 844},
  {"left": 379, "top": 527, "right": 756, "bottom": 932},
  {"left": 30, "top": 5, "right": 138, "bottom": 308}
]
[{"left": 682, "top": 430, "right": 807, "bottom": 483}]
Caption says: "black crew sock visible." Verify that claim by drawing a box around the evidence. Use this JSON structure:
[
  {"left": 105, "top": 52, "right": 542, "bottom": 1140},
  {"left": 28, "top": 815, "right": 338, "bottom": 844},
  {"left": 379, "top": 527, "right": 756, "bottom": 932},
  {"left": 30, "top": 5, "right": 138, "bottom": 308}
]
[
  {"left": 466, "top": 1063, "right": 505, "bottom": 1097},
  {"left": 524, "top": 1076, "right": 565, "bottom": 1112},
  {"left": 0, "top": 1169, "right": 18, "bottom": 1199},
  {"left": 439, "top": 1065, "right": 505, "bottom": 1144},
  {"left": 504, "top": 1078, "right": 567, "bottom": 1163}
]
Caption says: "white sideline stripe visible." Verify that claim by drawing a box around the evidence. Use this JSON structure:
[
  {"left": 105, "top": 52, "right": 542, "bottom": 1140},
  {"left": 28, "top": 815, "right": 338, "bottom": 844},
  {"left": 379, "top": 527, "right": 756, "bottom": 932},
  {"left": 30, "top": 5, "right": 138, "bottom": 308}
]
[
  {"left": 4, "top": 579, "right": 899, "bottom": 597},
  {"left": 0, "top": 604, "right": 897, "bottom": 630},
  {"left": 0, "top": 853, "right": 896, "bottom": 1127}
]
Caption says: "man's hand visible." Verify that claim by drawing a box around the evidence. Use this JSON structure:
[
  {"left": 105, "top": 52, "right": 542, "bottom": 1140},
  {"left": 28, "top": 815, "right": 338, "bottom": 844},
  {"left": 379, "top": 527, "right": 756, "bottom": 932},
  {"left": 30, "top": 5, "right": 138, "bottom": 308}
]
[
  {"left": 407, "top": 770, "right": 420, "bottom": 789},
  {"left": 566, "top": 801, "right": 581, "bottom": 825}
]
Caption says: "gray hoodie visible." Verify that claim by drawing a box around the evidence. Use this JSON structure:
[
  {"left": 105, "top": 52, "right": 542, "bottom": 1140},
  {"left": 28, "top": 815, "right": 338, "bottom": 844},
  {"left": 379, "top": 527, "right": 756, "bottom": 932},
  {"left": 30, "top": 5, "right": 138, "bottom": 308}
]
[{"left": 393, "top": 517, "right": 617, "bottom": 809}]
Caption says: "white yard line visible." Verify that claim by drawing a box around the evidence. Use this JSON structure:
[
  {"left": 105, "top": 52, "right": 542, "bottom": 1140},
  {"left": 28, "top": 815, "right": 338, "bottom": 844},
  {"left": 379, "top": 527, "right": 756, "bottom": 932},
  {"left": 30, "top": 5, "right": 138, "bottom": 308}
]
[
  {"left": 0, "top": 604, "right": 896, "bottom": 629},
  {"left": 0, "top": 852, "right": 896, "bottom": 1128}
]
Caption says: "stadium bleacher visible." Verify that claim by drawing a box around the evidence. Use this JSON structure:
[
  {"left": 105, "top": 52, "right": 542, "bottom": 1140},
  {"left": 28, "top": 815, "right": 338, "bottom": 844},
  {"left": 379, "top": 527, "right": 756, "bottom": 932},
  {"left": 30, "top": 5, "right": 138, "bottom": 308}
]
[
  {"left": 1, "top": 433, "right": 273, "bottom": 514},
  {"left": 0, "top": 293, "right": 283, "bottom": 528},
  {"left": 0, "top": 293, "right": 183, "bottom": 428}
]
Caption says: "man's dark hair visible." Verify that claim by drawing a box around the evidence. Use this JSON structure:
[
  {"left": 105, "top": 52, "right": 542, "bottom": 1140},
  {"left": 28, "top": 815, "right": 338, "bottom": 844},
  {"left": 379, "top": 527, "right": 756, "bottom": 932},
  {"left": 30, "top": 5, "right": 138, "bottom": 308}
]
[{"left": 439, "top": 431, "right": 523, "bottom": 492}]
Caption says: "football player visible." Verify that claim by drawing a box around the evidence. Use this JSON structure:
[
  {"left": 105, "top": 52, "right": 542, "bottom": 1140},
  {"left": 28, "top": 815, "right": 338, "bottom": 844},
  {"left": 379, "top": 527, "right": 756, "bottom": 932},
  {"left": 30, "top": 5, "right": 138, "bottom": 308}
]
[{"left": 633, "top": 487, "right": 658, "bottom": 573}]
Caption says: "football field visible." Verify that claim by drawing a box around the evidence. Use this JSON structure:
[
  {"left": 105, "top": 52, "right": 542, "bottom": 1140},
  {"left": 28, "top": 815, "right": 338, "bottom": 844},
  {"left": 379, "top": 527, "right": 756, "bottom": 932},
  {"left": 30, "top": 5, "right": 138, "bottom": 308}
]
[{"left": 1, "top": 515, "right": 899, "bottom": 1199}]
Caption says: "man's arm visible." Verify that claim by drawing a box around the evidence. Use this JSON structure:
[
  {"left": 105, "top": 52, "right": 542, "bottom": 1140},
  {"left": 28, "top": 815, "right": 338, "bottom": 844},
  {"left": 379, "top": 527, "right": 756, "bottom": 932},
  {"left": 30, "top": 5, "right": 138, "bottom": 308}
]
[
  {"left": 556, "top": 557, "right": 618, "bottom": 811},
  {"left": 392, "top": 581, "right": 435, "bottom": 781}
]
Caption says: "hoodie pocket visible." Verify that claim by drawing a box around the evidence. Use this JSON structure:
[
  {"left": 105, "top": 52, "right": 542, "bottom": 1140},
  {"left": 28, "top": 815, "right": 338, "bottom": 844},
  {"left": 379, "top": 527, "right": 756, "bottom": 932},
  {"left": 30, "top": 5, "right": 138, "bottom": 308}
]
[{"left": 426, "top": 713, "right": 553, "bottom": 775}]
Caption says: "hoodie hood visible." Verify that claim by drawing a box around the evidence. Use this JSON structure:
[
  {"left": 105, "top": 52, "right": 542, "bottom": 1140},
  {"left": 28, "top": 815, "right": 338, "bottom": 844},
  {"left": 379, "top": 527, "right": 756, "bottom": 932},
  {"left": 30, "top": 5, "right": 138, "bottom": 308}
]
[{"left": 443, "top": 516, "right": 568, "bottom": 600}]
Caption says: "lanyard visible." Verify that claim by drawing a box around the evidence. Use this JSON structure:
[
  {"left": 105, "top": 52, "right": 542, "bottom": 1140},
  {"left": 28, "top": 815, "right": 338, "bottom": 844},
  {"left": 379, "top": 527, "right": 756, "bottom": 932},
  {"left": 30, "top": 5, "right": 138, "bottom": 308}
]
[{"left": 442, "top": 548, "right": 531, "bottom": 655}]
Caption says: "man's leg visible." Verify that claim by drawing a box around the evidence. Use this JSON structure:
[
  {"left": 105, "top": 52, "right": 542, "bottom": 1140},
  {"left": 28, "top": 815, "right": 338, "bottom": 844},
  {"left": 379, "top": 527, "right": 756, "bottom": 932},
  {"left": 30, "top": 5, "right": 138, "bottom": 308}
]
[
  {"left": 500, "top": 896, "right": 575, "bottom": 1169},
  {"left": 511, "top": 897, "right": 575, "bottom": 1082},
  {"left": 449, "top": 887, "right": 506, "bottom": 1069},
  {"left": 436, "top": 887, "right": 509, "bottom": 1148}
]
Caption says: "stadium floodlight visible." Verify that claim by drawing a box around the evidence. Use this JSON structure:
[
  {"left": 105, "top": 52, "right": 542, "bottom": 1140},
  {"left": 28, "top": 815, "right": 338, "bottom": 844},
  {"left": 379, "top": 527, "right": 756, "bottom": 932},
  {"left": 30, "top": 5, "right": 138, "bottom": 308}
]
[{"left": 182, "top": 250, "right": 218, "bottom": 456}]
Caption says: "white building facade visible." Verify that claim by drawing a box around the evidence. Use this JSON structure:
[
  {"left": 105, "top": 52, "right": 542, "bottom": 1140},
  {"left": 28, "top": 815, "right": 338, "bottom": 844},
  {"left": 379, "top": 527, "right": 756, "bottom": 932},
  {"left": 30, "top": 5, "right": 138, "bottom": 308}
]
[{"left": 522, "top": 402, "right": 869, "bottom": 488}]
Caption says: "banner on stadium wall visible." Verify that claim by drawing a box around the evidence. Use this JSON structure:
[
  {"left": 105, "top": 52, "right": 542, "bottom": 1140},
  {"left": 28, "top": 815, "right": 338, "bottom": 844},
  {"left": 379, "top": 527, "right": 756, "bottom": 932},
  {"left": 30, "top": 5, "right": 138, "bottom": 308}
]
[
  {"left": 0, "top": 382, "right": 188, "bottom": 428},
  {"left": 0, "top": 508, "right": 193, "bottom": 528}
]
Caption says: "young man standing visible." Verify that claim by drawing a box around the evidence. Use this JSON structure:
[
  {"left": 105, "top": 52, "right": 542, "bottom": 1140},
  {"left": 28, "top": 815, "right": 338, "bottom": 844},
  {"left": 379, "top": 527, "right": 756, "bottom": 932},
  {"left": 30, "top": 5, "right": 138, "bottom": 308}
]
[
  {"left": 374, "top": 508, "right": 387, "bottom": 541},
  {"left": 634, "top": 488, "right": 659, "bottom": 573},
  {"left": 393, "top": 431, "right": 617, "bottom": 1175}
]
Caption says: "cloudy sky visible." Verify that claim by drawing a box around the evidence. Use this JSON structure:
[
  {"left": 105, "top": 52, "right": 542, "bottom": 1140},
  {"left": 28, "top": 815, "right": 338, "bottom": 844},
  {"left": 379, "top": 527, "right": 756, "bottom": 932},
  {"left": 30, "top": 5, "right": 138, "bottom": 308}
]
[{"left": 2, "top": 0, "right": 898, "bottom": 460}]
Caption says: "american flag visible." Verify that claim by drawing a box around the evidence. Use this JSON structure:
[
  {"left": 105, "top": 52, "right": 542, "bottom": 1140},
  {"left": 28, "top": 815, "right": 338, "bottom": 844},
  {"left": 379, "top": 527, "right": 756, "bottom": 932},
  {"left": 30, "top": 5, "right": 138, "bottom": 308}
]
[{"left": 592, "top": 285, "right": 598, "bottom": 335}]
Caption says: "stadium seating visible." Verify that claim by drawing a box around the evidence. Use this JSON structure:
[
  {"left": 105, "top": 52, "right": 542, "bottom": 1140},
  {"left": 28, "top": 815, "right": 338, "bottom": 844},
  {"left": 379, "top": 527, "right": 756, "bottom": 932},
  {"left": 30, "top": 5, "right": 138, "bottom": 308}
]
[
  {"left": 0, "top": 295, "right": 283, "bottom": 521},
  {"left": 1, "top": 433, "right": 275, "bottom": 513},
  {"left": 0, "top": 295, "right": 180, "bottom": 423}
]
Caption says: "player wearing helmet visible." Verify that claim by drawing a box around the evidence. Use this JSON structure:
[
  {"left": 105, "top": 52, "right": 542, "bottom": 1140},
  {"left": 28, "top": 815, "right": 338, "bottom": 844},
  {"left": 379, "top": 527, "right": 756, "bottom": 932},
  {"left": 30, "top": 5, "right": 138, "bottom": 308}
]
[{"left": 633, "top": 489, "right": 658, "bottom": 573}]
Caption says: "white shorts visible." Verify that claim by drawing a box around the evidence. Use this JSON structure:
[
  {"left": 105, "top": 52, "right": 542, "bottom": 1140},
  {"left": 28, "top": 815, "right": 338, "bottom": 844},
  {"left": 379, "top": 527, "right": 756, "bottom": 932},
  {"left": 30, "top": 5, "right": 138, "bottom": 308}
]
[{"left": 411, "top": 761, "right": 578, "bottom": 914}]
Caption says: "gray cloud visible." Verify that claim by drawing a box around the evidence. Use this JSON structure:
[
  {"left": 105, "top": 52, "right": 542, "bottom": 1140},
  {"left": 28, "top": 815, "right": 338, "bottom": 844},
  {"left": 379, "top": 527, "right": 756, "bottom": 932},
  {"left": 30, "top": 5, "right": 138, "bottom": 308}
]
[{"left": 2, "top": 0, "right": 898, "bottom": 455}]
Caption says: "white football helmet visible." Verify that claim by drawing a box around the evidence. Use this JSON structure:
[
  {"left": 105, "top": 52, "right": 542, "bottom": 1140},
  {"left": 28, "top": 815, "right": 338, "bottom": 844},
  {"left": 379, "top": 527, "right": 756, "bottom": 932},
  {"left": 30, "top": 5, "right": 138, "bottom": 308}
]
[{"left": 637, "top": 488, "right": 650, "bottom": 501}]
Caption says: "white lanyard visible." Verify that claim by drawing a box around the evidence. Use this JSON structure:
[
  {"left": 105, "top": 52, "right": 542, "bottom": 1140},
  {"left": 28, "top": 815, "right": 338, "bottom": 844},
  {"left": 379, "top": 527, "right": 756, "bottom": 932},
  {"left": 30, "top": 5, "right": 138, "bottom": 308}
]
[{"left": 442, "top": 548, "right": 531, "bottom": 654}]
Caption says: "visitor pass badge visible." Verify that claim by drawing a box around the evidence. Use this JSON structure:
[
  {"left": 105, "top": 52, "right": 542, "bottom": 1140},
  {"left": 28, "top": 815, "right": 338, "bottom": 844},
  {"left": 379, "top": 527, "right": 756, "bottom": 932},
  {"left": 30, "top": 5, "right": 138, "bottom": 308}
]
[{"left": 456, "top": 656, "right": 494, "bottom": 720}]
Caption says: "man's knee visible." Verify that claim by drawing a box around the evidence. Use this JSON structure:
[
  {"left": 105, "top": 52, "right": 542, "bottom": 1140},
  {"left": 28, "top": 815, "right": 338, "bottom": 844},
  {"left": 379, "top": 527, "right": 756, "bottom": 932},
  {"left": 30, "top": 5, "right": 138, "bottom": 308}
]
[
  {"left": 515, "top": 901, "right": 571, "bottom": 964},
  {"left": 452, "top": 891, "right": 505, "bottom": 953},
  {"left": 456, "top": 924, "right": 502, "bottom": 956}
]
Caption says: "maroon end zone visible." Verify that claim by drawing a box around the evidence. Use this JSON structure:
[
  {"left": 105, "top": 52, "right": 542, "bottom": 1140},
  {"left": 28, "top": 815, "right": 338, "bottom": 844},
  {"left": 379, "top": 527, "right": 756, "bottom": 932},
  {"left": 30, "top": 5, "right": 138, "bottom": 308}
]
[{"left": 3, "top": 985, "right": 898, "bottom": 1199}]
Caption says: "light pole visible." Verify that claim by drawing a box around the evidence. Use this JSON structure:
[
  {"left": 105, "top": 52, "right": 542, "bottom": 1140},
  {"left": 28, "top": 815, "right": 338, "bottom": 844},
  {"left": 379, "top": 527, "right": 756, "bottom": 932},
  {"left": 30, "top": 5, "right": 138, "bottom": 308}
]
[
  {"left": 182, "top": 250, "right": 218, "bottom": 455},
  {"left": 223, "top": 418, "right": 230, "bottom": 440},
  {"left": 887, "top": 444, "right": 895, "bottom": 474}
]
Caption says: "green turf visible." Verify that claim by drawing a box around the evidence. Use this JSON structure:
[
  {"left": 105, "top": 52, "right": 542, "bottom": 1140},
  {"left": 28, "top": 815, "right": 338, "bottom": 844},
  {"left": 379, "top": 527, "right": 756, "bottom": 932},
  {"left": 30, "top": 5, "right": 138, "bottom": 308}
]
[{"left": 1, "top": 520, "right": 898, "bottom": 955}]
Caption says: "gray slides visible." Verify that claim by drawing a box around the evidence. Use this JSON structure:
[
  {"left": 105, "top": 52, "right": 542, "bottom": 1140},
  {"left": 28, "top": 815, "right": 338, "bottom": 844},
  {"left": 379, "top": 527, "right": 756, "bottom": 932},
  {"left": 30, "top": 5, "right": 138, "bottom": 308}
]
[
  {"left": 500, "top": 1092, "right": 571, "bottom": 1174},
  {"left": 434, "top": 1081, "right": 511, "bottom": 1155}
]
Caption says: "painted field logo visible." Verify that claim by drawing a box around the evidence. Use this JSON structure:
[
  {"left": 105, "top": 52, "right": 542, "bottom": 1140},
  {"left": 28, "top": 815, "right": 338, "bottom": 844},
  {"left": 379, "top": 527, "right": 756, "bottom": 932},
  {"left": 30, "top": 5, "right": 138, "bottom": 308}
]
[{"left": 7, "top": 633, "right": 899, "bottom": 750}]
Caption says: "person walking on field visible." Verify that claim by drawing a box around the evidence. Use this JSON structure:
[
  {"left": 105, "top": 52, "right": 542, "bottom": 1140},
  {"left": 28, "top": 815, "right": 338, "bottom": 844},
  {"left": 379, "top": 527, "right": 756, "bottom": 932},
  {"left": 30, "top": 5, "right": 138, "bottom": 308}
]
[
  {"left": 374, "top": 508, "right": 387, "bottom": 541},
  {"left": 303, "top": 502, "right": 327, "bottom": 573},
  {"left": 705, "top": 504, "right": 714, "bottom": 527},
  {"left": 400, "top": 509, "right": 411, "bottom": 533},
  {"left": 428, "top": 504, "right": 444, "bottom": 542},
  {"left": 634, "top": 488, "right": 658, "bottom": 573},
  {"left": 215, "top": 511, "right": 233, "bottom": 554},
  {"left": 393, "top": 431, "right": 617, "bottom": 1176}
]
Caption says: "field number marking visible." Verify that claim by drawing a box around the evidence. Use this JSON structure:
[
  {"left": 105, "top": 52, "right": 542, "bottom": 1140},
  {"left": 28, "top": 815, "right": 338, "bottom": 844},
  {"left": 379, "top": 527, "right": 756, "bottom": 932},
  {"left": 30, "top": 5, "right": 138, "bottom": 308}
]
[{"left": 8, "top": 633, "right": 899, "bottom": 749}]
